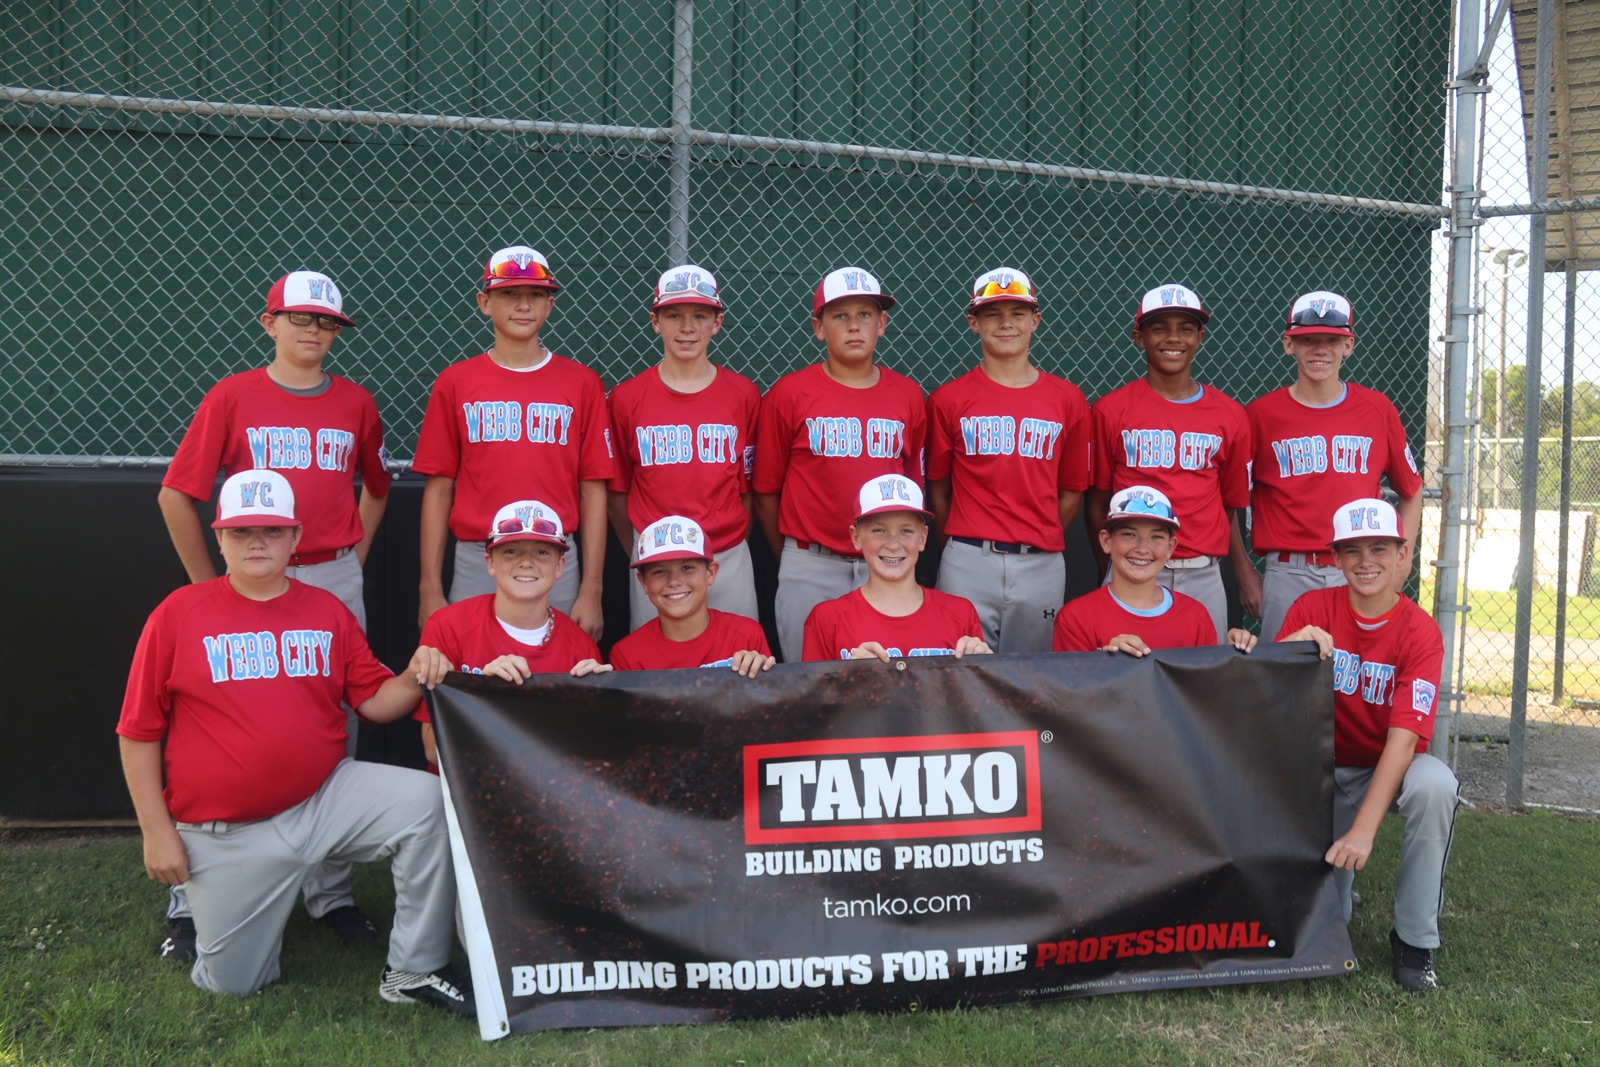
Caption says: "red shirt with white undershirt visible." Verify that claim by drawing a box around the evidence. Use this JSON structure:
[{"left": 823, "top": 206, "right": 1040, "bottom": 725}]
[
  {"left": 609, "top": 609, "right": 771, "bottom": 670},
  {"left": 753, "top": 364, "right": 926, "bottom": 556},
  {"left": 927, "top": 367, "right": 1091, "bottom": 551}
]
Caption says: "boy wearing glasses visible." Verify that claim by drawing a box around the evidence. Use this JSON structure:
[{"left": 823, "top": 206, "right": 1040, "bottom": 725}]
[
  {"left": 926, "top": 266, "right": 1091, "bottom": 652},
  {"left": 414, "top": 246, "right": 613, "bottom": 640},
  {"left": 1243, "top": 291, "right": 1424, "bottom": 641},
  {"left": 607, "top": 266, "right": 761, "bottom": 630},
  {"left": 157, "top": 270, "right": 390, "bottom": 960},
  {"left": 1053, "top": 485, "right": 1256, "bottom": 655},
  {"left": 753, "top": 267, "right": 926, "bottom": 662},
  {"left": 414, "top": 499, "right": 609, "bottom": 770},
  {"left": 1086, "top": 284, "right": 1252, "bottom": 643}
]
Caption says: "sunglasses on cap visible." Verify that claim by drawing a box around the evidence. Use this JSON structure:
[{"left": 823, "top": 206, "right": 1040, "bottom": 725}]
[
  {"left": 1288, "top": 304, "right": 1351, "bottom": 330},
  {"left": 495, "top": 515, "right": 560, "bottom": 537},
  {"left": 488, "top": 258, "right": 556, "bottom": 283},
  {"left": 277, "top": 311, "right": 345, "bottom": 331},
  {"left": 976, "top": 277, "right": 1033, "bottom": 300},
  {"left": 661, "top": 275, "right": 720, "bottom": 299},
  {"left": 1116, "top": 495, "right": 1176, "bottom": 521}
]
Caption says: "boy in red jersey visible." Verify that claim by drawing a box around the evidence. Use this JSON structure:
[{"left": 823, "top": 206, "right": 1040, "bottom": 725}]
[
  {"left": 608, "top": 515, "right": 775, "bottom": 675},
  {"left": 1243, "top": 291, "right": 1424, "bottom": 641},
  {"left": 753, "top": 267, "right": 927, "bottom": 662},
  {"left": 414, "top": 246, "right": 613, "bottom": 639},
  {"left": 802, "top": 475, "right": 990, "bottom": 662},
  {"left": 1087, "top": 284, "right": 1253, "bottom": 642},
  {"left": 119, "top": 470, "right": 471, "bottom": 1016},
  {"left": 416, "top": 500, "right": 610, "bottom": 768},
  {"left": 157, "top": 270, "right": 388, "bottom": 958},
  {"left": 608, "top": 265, "right": 761, "bottom": 629},
  {"left": 1277, "top": 496, "right": 1456, "bottom": 993},
  {"left": 1054, "top": 485, "right": 1257, "bottom": 654},
  {"left": 927, "top": 266, "right": 1092, "bottom": 652}
]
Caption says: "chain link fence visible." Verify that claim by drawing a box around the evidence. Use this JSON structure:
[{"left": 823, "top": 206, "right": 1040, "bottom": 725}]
[{"left": 1429, "top": 0, "right": 1600, "bottom": 812}]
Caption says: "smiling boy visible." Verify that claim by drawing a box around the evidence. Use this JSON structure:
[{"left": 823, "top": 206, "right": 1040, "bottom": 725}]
[
  {"left": 1276, "top": 497, "right": 1456, "bottom": 992},
  {"left": 1243, "top": 291, "right": 1424, "bottom": 641},
  {"left": 1086, "top": 284, "right": 1252, "bottom": 643},
  {"left": 607, "top": 515, "right": 774, "bottom": 676},
  {"left": 413, "top": 246, "right": 613, "bottom": 639},
  {"left": 753, "top": 267, "right": 926, "bottom": 661},
  {"left": 608, "top": 265, "right": 761, "bottom": 630},
  {"left": 926, "top": 267, "right": 1091, "bottom": 652}
]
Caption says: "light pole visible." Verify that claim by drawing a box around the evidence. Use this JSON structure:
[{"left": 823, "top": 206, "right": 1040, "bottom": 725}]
[{"left": 1482, "top": 245, "right": 1527, "bottom": 508}]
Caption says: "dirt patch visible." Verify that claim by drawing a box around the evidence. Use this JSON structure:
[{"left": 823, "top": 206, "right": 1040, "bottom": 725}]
[{"left": 1451, "top": 693, "right": 1600, "bottom": 811}]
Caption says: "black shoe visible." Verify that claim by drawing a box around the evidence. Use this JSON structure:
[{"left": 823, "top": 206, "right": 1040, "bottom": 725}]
[
  {"left": 1390, "top": 928, "right": 1439, "bottom": 992},
  {"left": 317, "top": 904, "right": 379, "bottom": 945},
  {"left": 379, "top": 963, "right": 476, "bottom": 1017},
  {"left": 157, "top": 917, "right": 197, "bottom": 963}
]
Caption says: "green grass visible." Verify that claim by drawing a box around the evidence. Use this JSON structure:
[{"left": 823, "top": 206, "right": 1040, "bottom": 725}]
[
  {"left": 4, "top": 812, "right": 1599, "bottom": 1066},
  {"left": 1420, "top": 581, "right": 1600, "bottom": 638}
]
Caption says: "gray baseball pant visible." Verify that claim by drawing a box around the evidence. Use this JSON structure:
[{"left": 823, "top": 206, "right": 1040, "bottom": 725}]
[
  {"left": 628, "top": 536, "right": 760, "bottom": 632},
  {"left": 181, "top": 759, "right": 456, "bottom": 996},
  {"left": 450, "top": 536, "right": 580, "bottom": 614},
  {"left": 1331, "top": 753, "right": 1459, "bottom": 949},
  {"left": 1260, "top": 555, "right": 1348, "bottom": 641},
  {"left": 774, "top": 538, "right": 870, "bottom": 662},
  {"left": 935, "top": 538, "right": 1063, "bottom": 653}
]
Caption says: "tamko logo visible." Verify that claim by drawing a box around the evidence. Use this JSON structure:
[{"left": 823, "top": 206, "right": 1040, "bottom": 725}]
[{"left": 743, "top": 732, "right": 1041, "bottom": 845}]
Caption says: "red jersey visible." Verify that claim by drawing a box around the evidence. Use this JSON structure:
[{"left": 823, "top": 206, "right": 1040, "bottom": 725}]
[
  {"left": 752, "top": 363, "right": 926, "bottom": 556},
  {"left": 1091, "top": 379, "right": 1250, "bottom": 558},
  {"left": 412, "top": 353, "right": 614, "bottom": 540},
  {"left": 1278, "top": 588, "right": 1442, "bottom": 767},
  {"left": 1247, "top": 383, "right": 1423, "bottom": 553},
  {"left": 412, "top": 595, "right": 602, "bottom": 723},
  {"left": 1051, "top": 586, "right": 1217, "bottom": 652},
  {"left": 801, "top": 587, "right": 981, "bottom": 662},
  {"left": 926, "top": 367, "right": 1092, "bottom": 551},
  {"left": 116, "top": 578, "right": 392, "bottom": 824},
  {"left": 163, "top": 369, "right": 391, "bottom": 557},
  {"left": 608, "top": 365, "right": 761, "bottom": 553},
  {"left": 609, "top": 609, "right": 771, "bottom": 670}
]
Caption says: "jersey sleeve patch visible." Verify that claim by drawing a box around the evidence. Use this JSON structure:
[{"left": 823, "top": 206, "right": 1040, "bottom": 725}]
[{"left": 1411, "top": 678, "right": 1437, "bottom": 717}]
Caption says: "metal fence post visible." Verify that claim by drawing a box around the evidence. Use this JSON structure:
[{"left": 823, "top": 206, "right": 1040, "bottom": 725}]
[
  {"left": 1554, "top": 266, "right": 1576, "bottom": 702},
  {"left": 668, "top": 0, "right": 695, "bottom": 267},
  {"left": 1508, "top": 0, "right": 1558, "bottom": 808},
  {"left": 1437, "top": 0, "right": 1487, "bottom": 765}
]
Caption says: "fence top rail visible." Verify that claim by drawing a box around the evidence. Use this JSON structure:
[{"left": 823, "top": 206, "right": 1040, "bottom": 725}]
[{"left": 3, "top": 85, "right": 1450, "bottom": 220}]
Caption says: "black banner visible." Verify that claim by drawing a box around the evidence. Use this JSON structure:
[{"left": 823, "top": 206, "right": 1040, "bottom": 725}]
[{"left": 431, "top": 644, "right": 1353, "bottom": 1039}]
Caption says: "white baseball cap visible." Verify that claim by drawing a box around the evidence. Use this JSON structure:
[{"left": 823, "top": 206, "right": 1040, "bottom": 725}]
[
  {"left": 482, "top": 245, "right": 560, "bottom": 292},
  {"left": 1134, "top": 283, "right": 1209, "bottom": 329},
  {"left": 854, "top": 474, "right": 931, "bottom": 522},
  {"left": 632, "top": 515, "right": 712, "bottom": 568},
  {"left": 652, "top": 264, "right": 724, "bottom": 311},
  {"left": 487, "top": 500, "right": 568, "bottom": 549},
  {"left": 1285, "top": 290, "right": 1355, "bottom": 338},
  {"left": 265, "top": 271, "right": 355, "bottom": 327},
  {"left": 1330, "top": 498, "right": 1403, "bottom": 544},
  {"left": 212, "top": 469, "right": 299, "bottom": 528},
  {"left": 1105, "top": 484, "right": 1180, "bottom": 529},
  {"left": 812, "top": 266, "right": 896, "bottom": 316},
  {"left": 967, "top": 266, "right": 1039, "bottom": 312}
]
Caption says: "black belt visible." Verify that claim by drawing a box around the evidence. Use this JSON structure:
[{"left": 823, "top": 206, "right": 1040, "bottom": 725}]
[{"left": 950, "top": 536, "right": 1047, "bottom": 556}]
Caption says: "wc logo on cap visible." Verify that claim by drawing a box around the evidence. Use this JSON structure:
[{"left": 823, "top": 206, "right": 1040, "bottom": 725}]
[
  {"left": 212, "top": 469, "right": 300, "bottom": 528},
  {"left": 632, "top": 515, "right": 712, "bottom": 568},
  {"left": 854, "top": 474, "right": 930, "bottom": 521},
  {"left": 1330, "top": 497, "right": 1403, "bottom": 544}
]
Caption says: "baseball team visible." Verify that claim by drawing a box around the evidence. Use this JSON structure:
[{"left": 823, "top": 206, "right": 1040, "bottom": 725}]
[{"left": 116, "top": 248, "right": 1460, "bottom": 1022}]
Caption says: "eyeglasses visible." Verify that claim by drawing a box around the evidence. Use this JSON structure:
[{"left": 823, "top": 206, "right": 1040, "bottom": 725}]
[
  {"left": 277, "top": 311, "right": 345, "bottom": 331},
  {"left": 494, "top": 515, "right": 560, "bottom": 538},
  {"left": 661, "top": 273, "right": 720, "bottom": 299},
  {"left": 976, "top": 276, "right": 1033, "bottom": 300},
  {"left": 1287, "top": 303, "right": 1351, "bottom": 329},
  {"left": 1115, "top": 494, "right": 1176, "bottom": 520},
  {"left": 487, "top": 257, "right": 556, "bottom": 283}
]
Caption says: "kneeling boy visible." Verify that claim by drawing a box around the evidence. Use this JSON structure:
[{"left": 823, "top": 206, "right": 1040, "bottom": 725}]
[{"left": 1278, "top": 496, "right": 1457, "bottom": 992}]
